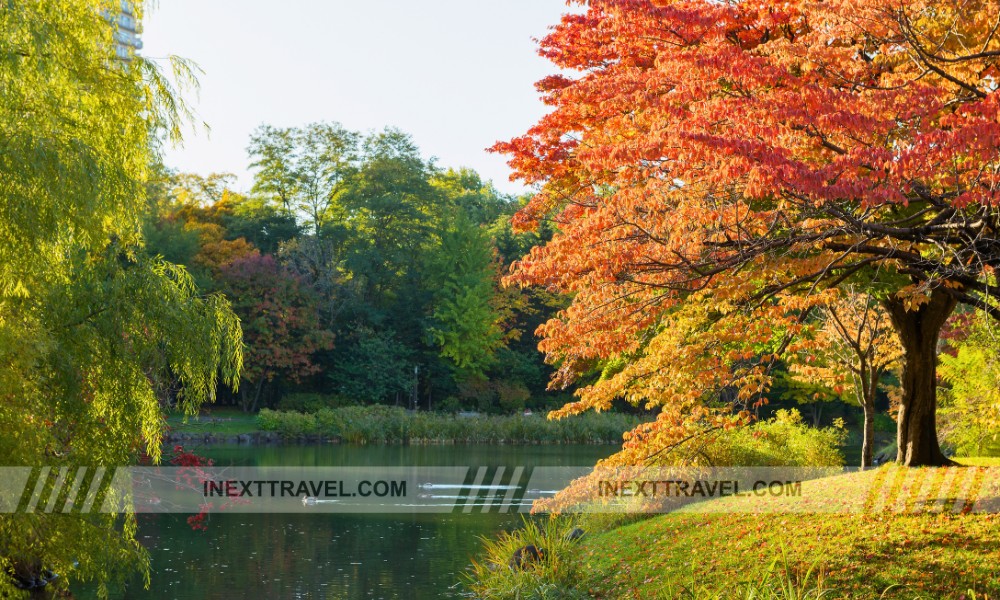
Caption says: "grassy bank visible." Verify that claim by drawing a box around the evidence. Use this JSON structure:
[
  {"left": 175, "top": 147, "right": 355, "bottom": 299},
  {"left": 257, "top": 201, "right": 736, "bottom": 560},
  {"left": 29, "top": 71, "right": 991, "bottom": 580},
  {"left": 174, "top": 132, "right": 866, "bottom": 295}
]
[
  {"left": 164, "top": 408, "right": 258, "bottom": 436},
  {"left": 255, "top": 406, "right": 644, "bottom": 444},
  {"left": 469, "top": 465, "right": 1000, "bottom": 599},
  {"left": 572, "top": 512, "right": 999, "bottom": 598}
]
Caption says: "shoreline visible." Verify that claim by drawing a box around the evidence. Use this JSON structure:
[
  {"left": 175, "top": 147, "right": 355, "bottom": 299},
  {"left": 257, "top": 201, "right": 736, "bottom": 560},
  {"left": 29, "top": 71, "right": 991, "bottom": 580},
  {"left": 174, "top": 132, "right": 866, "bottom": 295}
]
[{"left": 163, "top": 431, "right": 622, "bottom": 446}]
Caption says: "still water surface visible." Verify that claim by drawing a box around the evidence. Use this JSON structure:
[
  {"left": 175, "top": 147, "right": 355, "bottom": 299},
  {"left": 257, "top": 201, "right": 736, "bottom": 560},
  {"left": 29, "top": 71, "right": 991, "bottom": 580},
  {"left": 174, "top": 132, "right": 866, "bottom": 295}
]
[{"left": 80, "top": 444, "right": 613, "bottom": 599}]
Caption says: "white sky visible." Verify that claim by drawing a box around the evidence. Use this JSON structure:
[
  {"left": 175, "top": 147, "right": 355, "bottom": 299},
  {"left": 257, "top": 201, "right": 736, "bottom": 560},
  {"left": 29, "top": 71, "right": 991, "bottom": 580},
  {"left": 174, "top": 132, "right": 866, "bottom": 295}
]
[{"left": 141, "top": 1, "right": 575, "bottom": 195}]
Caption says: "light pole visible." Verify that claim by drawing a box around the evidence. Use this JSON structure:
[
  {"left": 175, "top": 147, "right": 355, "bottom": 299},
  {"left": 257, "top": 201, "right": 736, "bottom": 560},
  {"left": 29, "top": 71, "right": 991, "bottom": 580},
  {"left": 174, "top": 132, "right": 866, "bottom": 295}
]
[{"left": 411, "top": 365, "right": 419, "bottom": 411}]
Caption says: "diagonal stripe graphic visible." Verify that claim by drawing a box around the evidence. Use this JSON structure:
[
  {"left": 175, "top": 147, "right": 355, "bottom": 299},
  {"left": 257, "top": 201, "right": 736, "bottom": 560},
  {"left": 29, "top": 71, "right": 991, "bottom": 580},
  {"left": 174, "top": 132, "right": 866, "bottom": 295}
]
[
  {"left": 80, "top": 467, "right": 107, "bottom": 513},
  {"left": 25, "top": 467, "right": 51, "bottom": 513},
  {"left": 44, "top": 467, "right": 69, "bottom": 513},
  {"left": 509, "top": 466, "right": 534, "bottom": 513},
  {"left": 499, "top": 466, "right": 525, "bottom": 514},
  {"left": 61, "top": 467, "right": 89, "bottom": 513},
  {"left": 479, "top": 467, "right": 506, "bottom": 513},
  {"left": 462, "top": 467, "right": 489, "bottom": 514}
]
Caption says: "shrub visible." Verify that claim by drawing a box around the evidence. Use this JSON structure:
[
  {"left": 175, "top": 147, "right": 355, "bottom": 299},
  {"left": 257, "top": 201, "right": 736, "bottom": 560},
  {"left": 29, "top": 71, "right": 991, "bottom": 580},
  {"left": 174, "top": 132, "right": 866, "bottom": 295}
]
[
  {"left": 497, "top": 381, "right": 531, "bottom": 413},
  {"left": 314, "top": 408, "right": 341, "bottom": 436},
  {"left": 256, "top": 408, "right": 317, "bottom": 437},
  {"left": 436, "top": 396, "right": 461, "bottom": 414},
  {"left": 254, "top": 406, "right": 643, "bottom": 444},
  {"left": 704, "top": 409, "right": 847, "bottom": 467},
  {"left": 276, "top": 392, "right": 356, "bottom": 413},
  {"left": 464, "top": 517, "right": 590, "bottom": 600},
  {"left": 256, "top": 408, "right": 281, "bottom": 432},
  {"left": 644, "top": 409, "right": 847, "bottom": 468}
]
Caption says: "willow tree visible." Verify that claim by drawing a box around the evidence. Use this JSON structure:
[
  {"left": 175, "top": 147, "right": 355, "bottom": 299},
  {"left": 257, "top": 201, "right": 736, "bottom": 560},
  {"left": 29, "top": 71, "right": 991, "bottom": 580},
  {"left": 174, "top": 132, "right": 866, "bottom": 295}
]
[
  {"left": 1, "top": 1, "right": 241, "bottom": 595},
  {"left": 496, "top": 0, "right": 1000, "bottom": 466}
]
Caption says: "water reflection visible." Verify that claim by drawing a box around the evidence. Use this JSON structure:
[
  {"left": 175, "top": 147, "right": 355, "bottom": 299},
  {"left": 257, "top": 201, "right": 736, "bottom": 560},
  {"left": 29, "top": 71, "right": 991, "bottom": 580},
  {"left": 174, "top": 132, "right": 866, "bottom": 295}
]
[
  {"left": 131, "top": 513, "right": 516, "bottom": 599},
  {"left": 76, "top": 444, "right": 613, "bottom": 599}
]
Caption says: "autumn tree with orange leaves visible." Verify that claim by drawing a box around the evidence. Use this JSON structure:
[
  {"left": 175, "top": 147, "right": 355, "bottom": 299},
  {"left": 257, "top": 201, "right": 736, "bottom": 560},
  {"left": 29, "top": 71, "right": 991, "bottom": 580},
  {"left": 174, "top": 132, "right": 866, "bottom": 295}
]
[{"left": 496, "top": 0, "right": 1000, "bottom": 466}]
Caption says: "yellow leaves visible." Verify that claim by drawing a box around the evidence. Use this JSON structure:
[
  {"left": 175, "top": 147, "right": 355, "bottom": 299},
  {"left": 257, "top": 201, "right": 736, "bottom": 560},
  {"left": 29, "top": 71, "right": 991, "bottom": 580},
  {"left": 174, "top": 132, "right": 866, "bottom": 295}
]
[
  {"left": 895, "top": 286, "right": 932, "bottom": 312},
  {"left": 787, "top": 287, "right": 902, "bottom": 405}
]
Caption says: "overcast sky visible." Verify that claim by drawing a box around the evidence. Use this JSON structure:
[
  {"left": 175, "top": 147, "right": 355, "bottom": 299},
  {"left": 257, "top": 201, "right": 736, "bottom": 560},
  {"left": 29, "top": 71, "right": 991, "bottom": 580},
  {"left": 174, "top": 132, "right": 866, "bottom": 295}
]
[{"left": 141, "top": 1, "right": 574, "bottom": 195}]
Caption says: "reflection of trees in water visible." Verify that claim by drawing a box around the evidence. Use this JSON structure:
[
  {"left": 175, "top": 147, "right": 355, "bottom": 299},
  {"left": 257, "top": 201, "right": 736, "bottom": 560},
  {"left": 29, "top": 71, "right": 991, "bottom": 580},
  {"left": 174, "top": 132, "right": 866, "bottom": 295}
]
[
  {"left": 124, "top": 513, "right": 521, "bottom": 599},
  {"left": 110, "top": 445, "right": 613, "bottom": 598}
]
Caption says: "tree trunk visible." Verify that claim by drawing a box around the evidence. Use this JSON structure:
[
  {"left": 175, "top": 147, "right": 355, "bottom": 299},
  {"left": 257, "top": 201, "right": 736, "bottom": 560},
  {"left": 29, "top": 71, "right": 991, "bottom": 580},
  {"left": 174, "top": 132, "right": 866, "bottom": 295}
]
[
  {"left": 810, "top": 404, "right": 823, "bottom": 428},
  {"left": 240, "top": 379, "right": 265, "bottom": 413},
  {"left": 883, "top": 289, "right": 956, "bottom": 467},
  {"left": 856, "top": 363, "right": 877, "bottom": 468},
  {"left": 860, "top": 384, "right": 875, "bottom": 468},
  {"left": 250, "top": 379, "right": 265, "bottom": 413}
]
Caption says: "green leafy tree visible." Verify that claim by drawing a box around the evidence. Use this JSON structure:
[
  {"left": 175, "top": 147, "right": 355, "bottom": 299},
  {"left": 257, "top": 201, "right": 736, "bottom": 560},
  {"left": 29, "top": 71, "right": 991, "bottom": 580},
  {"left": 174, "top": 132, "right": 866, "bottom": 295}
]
[
  {"left": 939, "top": 313, "right": 1000, "bottom": 456},
  {"left": 485, "top": 209, "right": 568, "bottom": 400},
  {"left": 219, "top": 193, "right": 301, "bottom": 255},
  {"left": 278, "top": 236, "right": 348, "bottom": 326},
  {"left": 427, "top": 212, "right": 502, "bottom": 376},
  {"left": 431, "top": 168, "right": 510, "bottom": 226},
  {"left": 329, "top": 327, "right": 414, "bottom": 404},
  {"left": 0, "top": 0, "right": 242, "bottom": 595},
  {"left": 142, "top": 215, "right": 202, "bottom": 267},
  {"left": 237, "top": 121, "right": 570, "bottom": 412},
  {"left": 339, "top": 129, "right": 436, "bottom": 303},
  {"left": 248, "top": 122, "right": 358, "bottom": 235},
  {"left": 246, "top": 125, "right": 298, "bottom": 214}
]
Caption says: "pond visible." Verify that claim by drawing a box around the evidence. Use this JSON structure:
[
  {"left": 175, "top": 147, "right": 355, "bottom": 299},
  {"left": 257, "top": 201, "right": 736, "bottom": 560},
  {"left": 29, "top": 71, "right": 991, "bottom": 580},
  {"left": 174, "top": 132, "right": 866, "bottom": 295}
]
[{"left": 79, "top": 444, "right": 614, "bottom": 599}]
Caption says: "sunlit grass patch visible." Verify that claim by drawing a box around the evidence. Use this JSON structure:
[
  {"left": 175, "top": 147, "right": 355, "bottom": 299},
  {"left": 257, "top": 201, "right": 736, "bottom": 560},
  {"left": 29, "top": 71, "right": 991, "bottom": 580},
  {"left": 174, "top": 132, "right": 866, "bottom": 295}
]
[
  {"left": 956, "top": 457, "right": 1000, "bottom": 467},
  {"left": 470, "top": 466, "right": 1000, "bottom": 598},
  {"left": 570, "top": 466, "right": 1000, "bottom": 599},
  {"left": 164, "top": 408, "right": 259, "bottom": 436}
]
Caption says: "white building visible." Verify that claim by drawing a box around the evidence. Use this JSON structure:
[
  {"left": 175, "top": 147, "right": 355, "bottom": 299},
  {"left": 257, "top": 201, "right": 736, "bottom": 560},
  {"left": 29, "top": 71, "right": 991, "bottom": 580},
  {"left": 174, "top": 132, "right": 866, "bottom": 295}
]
[{"left": 106, "top": 1, "right": 143, "bottom": 61}]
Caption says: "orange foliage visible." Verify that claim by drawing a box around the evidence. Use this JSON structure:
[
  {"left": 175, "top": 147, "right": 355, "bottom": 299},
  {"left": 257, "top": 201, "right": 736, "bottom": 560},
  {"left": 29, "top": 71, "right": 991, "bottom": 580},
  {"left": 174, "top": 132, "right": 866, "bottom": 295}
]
[
  {"left": 195, "top": 236, "right": 259, "bottom": 273},
  {"left": 181, "top": 220, "right": 260, "bottom": 272},
  {"left": 495, "top": 0, "right": 1000, "bottom": 466}
]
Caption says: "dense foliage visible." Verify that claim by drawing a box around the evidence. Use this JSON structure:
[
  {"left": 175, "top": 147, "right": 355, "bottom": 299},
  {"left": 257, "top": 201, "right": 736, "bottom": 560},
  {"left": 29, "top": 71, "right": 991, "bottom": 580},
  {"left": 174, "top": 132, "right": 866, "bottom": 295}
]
[
  {"left": 145, "top": 125, "right": 572, "bottom": 413},
  {"left": 0, "top": 1, "right": 241, "bottom": 595},
  {"left": 496, "top": 0, "right": 1000, "bottom": 466},
  {"left": 939, "top": 311, "right": 1000, "bottom": 456}
]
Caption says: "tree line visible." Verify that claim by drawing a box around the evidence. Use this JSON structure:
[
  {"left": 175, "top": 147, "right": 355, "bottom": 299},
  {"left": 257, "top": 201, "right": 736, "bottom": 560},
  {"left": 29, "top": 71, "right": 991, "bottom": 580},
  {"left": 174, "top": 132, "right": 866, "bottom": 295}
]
[{"left": 144, "top": 123, "right": 567, "bottom": 414}]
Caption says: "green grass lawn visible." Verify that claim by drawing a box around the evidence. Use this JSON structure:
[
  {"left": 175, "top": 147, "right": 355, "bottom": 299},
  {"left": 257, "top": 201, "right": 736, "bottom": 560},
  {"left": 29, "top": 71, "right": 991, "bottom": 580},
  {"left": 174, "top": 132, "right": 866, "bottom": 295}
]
[
  {"left": 576, "top": 512, "right": 999, "bottom": 598},
  {"left": 164, "top": 407, "right": 258, "bottom": 436},
  {"left": 569, "top": 465, "right": 1000, "bottom": 599},
  {"left": 956, "top": 457, "right": 1000, "bottom": 467}
]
